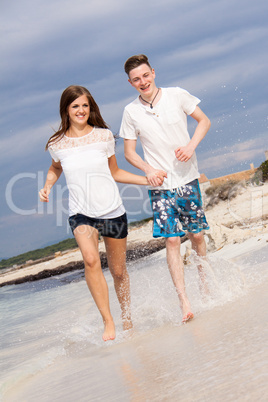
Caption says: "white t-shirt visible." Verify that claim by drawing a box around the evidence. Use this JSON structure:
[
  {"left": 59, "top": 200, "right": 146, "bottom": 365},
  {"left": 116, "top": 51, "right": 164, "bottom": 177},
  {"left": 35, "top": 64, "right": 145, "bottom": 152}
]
[
  {"left": 48, "top": 127, "right": 125, "bottom": 218},
  {"left": 119, "top": 87, "right": 201, "bottom": 190}
]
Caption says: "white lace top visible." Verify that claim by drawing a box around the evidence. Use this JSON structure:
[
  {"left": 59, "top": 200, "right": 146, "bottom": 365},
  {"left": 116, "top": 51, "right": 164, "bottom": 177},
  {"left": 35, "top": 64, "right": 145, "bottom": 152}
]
[{"left": 48, "top": 127, "right": 125, "bottom": 218}]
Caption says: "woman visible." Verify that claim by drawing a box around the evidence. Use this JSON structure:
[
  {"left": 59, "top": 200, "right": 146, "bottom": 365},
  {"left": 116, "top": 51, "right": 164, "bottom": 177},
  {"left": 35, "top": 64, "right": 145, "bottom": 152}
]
[{"left": 39, "top": 85, "right": 165, "bottom": 341}]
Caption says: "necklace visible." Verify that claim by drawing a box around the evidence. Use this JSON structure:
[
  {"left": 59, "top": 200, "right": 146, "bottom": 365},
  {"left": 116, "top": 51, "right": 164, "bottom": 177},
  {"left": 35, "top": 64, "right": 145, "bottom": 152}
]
[{"left": 140, "top": 88, "right": 160, "bottom": 109}]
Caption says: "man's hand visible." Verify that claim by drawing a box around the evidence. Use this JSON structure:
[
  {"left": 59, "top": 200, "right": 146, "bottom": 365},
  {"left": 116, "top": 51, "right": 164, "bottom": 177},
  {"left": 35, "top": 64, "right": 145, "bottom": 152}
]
[
  {"left": 175, "top": 144, "right": 195, "bottom": 162},
  {"left": 175, "top": 106, "right": 211, "bottom": 163},
  {"left": 39, "top": 187, "right": 51, "bottom": 202},
  {"left": 146, "top": 168, "right": 167, "bottom": 186}
]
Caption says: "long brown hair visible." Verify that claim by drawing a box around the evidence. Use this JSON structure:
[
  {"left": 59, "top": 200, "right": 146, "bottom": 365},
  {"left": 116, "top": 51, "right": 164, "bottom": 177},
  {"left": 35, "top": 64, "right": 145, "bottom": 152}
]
[{"left": 45, "top": 85, "right": 109, "bottom": 149}]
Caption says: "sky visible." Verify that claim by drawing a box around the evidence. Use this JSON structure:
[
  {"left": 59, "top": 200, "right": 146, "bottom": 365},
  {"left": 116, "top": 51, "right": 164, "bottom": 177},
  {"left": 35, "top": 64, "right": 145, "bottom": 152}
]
[{"left": 0, "top": 0, "right": 267, "bottom": 259}]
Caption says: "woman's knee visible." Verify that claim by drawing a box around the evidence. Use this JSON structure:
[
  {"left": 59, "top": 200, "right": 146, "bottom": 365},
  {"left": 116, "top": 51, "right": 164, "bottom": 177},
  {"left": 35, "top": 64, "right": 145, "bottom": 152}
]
[
  {"left": 83, "top": 252, "right": 100, "bottom": 270},
  {"left": 110, "top": 265, "right": 128, "bottom": 281}
]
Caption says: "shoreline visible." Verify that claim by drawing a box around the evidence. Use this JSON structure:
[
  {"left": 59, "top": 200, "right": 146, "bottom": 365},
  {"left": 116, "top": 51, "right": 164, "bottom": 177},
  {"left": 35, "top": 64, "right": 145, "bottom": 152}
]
[
  {"left": 1, "top": 182, "right": 267, "bottom": 288},
  {"left": 0, "top": 237, "right": 168, "bottom": 287}
]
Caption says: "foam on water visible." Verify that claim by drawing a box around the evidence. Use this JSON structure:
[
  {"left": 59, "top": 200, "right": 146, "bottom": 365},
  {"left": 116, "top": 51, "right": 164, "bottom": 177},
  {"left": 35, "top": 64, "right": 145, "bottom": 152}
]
[{"left": 1, "top": 239, "right": 267, "bottom": 400}]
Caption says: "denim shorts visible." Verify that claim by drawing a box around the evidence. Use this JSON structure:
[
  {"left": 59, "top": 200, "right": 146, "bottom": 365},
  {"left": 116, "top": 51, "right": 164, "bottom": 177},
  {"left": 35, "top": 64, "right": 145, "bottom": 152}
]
[
  {"left": 68, "top": 213, "right": 128, "bottom": 239},
  {"left": 148, "top": 179, "right": 209, "bottom": 238}
]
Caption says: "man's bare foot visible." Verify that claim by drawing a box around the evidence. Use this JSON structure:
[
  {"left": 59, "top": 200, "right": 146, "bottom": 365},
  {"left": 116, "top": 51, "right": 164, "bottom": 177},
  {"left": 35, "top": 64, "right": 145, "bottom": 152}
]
[
  {"left": 200, "top": 281, "right": 210, "bottom": 302},
  {"left": 122, "top": 317, "right": 133, "bottom": 332},
  {"left": 102, "top": 319, "right": 116, "bottom": 341},
  {"left": 198, "top": 265, "right": 210, "bottom": 299}
]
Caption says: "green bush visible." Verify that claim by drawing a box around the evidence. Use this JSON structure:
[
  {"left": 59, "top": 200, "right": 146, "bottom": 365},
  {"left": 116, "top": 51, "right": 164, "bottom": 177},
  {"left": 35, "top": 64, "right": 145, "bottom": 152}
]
[
  {"left": 0, "top": 238, "right": 78, "bottom": 269},
  {"left": 0, "top": 218, "right": 153, "bottom": 270},
  {"left": 252, "top": 160, "right": 268, "bottom": 183}
]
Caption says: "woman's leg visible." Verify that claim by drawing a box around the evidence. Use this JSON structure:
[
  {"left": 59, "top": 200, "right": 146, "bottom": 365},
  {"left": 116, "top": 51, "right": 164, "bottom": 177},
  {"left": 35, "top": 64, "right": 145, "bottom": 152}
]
[
  {"left": 103, "top": 236, "right": 133, "bottom": 331},
  {"left": 73, "top": 225, "right": 115, "bottom": 341}
]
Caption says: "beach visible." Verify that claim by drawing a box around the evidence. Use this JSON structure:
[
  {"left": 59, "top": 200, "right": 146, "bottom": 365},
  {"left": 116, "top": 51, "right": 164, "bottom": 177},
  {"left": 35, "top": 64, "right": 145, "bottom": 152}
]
[
  {"left": 0, "top": 182, "right": 268, "bottom": 401},
  {"left": 0, "top": 181, "right": 267, "bottom": 287}
]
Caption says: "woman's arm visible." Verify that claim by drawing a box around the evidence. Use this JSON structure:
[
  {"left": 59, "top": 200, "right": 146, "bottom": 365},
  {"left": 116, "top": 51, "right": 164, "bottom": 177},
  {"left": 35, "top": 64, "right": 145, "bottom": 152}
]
[
  {"left": 39, "top": 159, "right": 63, "bottom": 202},
  {"left": 108, "top": 154, "right": 150, "bottom": 185}
]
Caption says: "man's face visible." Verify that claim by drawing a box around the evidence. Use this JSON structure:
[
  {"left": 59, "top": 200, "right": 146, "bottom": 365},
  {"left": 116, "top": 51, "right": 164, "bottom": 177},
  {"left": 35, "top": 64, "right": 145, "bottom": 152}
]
[{"left": 128, "top": 64, "right": 156, "bottom": 98}]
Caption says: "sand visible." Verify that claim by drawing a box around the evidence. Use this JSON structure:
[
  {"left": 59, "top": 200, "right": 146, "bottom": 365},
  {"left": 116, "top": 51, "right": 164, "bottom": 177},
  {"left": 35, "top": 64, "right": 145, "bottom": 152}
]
[
  {"left": 0, "top": 182, "right": 267, "bottom": 287},
  {"left": 1, "top": 182, "right": 268, "bottom": 401}
]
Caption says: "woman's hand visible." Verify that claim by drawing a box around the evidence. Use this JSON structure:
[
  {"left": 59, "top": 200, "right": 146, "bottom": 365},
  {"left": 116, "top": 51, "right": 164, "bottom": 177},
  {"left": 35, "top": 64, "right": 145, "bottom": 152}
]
[
  {"left": 146, "top": 168, "right": 167, "bottom": 186},
  {"left": 39, "top": 161, "right": 62, "bottom": 202}
]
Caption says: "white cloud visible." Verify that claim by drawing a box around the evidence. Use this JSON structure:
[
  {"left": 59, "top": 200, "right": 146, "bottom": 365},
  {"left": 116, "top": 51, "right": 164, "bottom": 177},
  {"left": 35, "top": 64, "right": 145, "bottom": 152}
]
[
  {"left": 0, "top": 120, "right": 59, "bottom": 166},
  {"left": 1, "top": 0, "right": 125, "bottom": 49},
  {"left": 165, "top": 27, "right": 268, "bottom": 65},
  {"left": 199, "top": 148, "right": 263, "bottom": 173},
  {"left": 1, "top": 0, "right": 268, "bottom": 257},
  {"left": 199, "top": 134, "right": 267, "bottom": 173},
  {"left": 168, "top": 50, "right": 267, "bottom": 97}
]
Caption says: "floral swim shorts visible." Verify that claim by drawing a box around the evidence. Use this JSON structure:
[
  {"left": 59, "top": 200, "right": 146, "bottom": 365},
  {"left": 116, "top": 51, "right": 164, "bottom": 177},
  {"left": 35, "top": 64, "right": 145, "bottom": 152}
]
[{"left": 148, "top": 179, "right": 209, "bottom": 238}]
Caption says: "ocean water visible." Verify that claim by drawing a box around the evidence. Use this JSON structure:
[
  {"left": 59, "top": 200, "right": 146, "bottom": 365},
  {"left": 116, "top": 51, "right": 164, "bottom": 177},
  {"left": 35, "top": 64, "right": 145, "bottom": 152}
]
[{"left": 1, "top": 236, "right": 268, "bottom": 402}]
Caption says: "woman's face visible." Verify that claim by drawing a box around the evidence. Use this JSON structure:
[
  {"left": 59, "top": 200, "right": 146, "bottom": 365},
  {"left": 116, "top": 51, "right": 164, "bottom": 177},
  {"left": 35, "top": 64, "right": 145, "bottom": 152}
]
[{"left": 67, "top": 95, "right": 90, "bottom": 126}]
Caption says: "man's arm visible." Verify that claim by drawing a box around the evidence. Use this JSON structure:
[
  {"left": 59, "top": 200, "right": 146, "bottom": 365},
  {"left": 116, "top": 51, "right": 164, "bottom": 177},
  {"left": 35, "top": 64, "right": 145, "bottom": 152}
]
[
  {"left": 124, "top": 139, "right": 167, "bottom": 186},
  {"left": 175, "top": 106, "right": 211, "bottom": 162}
]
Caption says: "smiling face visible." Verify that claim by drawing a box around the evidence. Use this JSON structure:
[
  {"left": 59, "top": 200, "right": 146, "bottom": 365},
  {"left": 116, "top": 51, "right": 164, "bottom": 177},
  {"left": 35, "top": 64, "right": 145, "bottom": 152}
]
[
  {"left": 128, "top": 64, "right": 157, "bottom": 100},
  {"left": 67, "top": 95, "right": 90, "bottom": 127}
]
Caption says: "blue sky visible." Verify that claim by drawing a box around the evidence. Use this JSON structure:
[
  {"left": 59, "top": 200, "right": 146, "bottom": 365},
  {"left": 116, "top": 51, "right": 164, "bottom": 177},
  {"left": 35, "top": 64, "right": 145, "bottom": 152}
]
[{"left": 1, "top": 0, "right": 267, "bottom": 259}]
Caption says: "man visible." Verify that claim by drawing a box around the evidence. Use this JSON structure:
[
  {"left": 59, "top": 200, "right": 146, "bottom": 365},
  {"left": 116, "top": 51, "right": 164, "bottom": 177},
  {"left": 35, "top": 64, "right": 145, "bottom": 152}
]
[{"left": 119, "top": 54, "right": 211, "bottom": 323}]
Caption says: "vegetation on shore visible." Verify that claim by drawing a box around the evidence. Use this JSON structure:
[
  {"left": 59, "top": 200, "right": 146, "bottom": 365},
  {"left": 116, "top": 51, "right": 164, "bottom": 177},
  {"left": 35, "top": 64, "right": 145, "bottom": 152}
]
[
  {"left": 0, "top": 238, "right": 78, "bottom": 269},
  {"left": 252, "top": 160, "right": 268, "bottom": 184},
  {"left": 205, "top": 159, "right": 267, "bottom": 209},
  {"left": 205, "top": 180, "right": 245, "bottom": 208},
  {"left": 2, "top": 161, "right": 267, "bottom": 270},
  {"left": 0, "top": 218, "right": 153, "bottom": 270}
]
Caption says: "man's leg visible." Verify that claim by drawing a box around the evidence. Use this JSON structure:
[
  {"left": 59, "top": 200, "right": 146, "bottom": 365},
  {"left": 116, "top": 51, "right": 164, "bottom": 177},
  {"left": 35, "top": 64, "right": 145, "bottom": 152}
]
[
  {"left": 165, "top": 236, "right": 193, "bottom": 318},
  {"left": 188, "top": 232, "right": 210, "bottom": 296}
]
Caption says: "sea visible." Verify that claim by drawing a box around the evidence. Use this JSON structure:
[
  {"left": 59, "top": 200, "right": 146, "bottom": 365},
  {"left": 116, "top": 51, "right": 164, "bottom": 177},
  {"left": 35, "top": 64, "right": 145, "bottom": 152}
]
[{"left": 1, "top": 235, "right": 268, "bottom": 402}]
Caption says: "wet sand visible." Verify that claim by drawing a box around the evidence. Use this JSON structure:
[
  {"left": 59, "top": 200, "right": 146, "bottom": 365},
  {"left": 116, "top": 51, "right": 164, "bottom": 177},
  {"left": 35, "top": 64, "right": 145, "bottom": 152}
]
[
  {"left": 4, "top": 237, "right": 268, "bottom": 402},
  {"left": 1, "top": 182, "right": 267, "bottom": 402}
]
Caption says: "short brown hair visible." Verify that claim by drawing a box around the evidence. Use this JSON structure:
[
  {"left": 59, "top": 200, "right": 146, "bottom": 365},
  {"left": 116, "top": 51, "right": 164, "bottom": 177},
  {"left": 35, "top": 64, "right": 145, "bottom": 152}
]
[{"left": 124, "top": 54, "right": 152, "bottom": 76}]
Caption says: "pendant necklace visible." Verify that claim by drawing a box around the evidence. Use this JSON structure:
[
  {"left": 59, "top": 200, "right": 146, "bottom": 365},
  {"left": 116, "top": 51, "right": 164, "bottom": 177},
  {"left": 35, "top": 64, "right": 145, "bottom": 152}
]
[{"left": 140, "top": 88, "right": 160, "bottom": 109}]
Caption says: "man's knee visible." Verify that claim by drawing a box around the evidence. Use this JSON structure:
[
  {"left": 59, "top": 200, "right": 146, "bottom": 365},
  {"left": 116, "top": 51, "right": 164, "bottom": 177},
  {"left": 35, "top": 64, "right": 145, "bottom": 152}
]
[
  {"left": 166, "top": 236, "right": 181, "bottom": 250},
  {"left": 189, "top": 232, "right": 205, "bottom": 246}
]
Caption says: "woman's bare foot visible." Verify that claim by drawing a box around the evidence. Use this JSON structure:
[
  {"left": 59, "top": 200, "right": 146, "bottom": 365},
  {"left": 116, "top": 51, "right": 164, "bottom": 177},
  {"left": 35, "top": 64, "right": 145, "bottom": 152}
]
[
  {"left": 182, "top": 312, "right": 194, "bottom": 323},
  {"left": 180, "top": 295, "right": 194, "bottom": 323},
  {"left": 179, "top": 293, "right": 192, "bottom": 318},
  {"left": 102, "top": 319, "right": 116, "bottom": 341}
]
